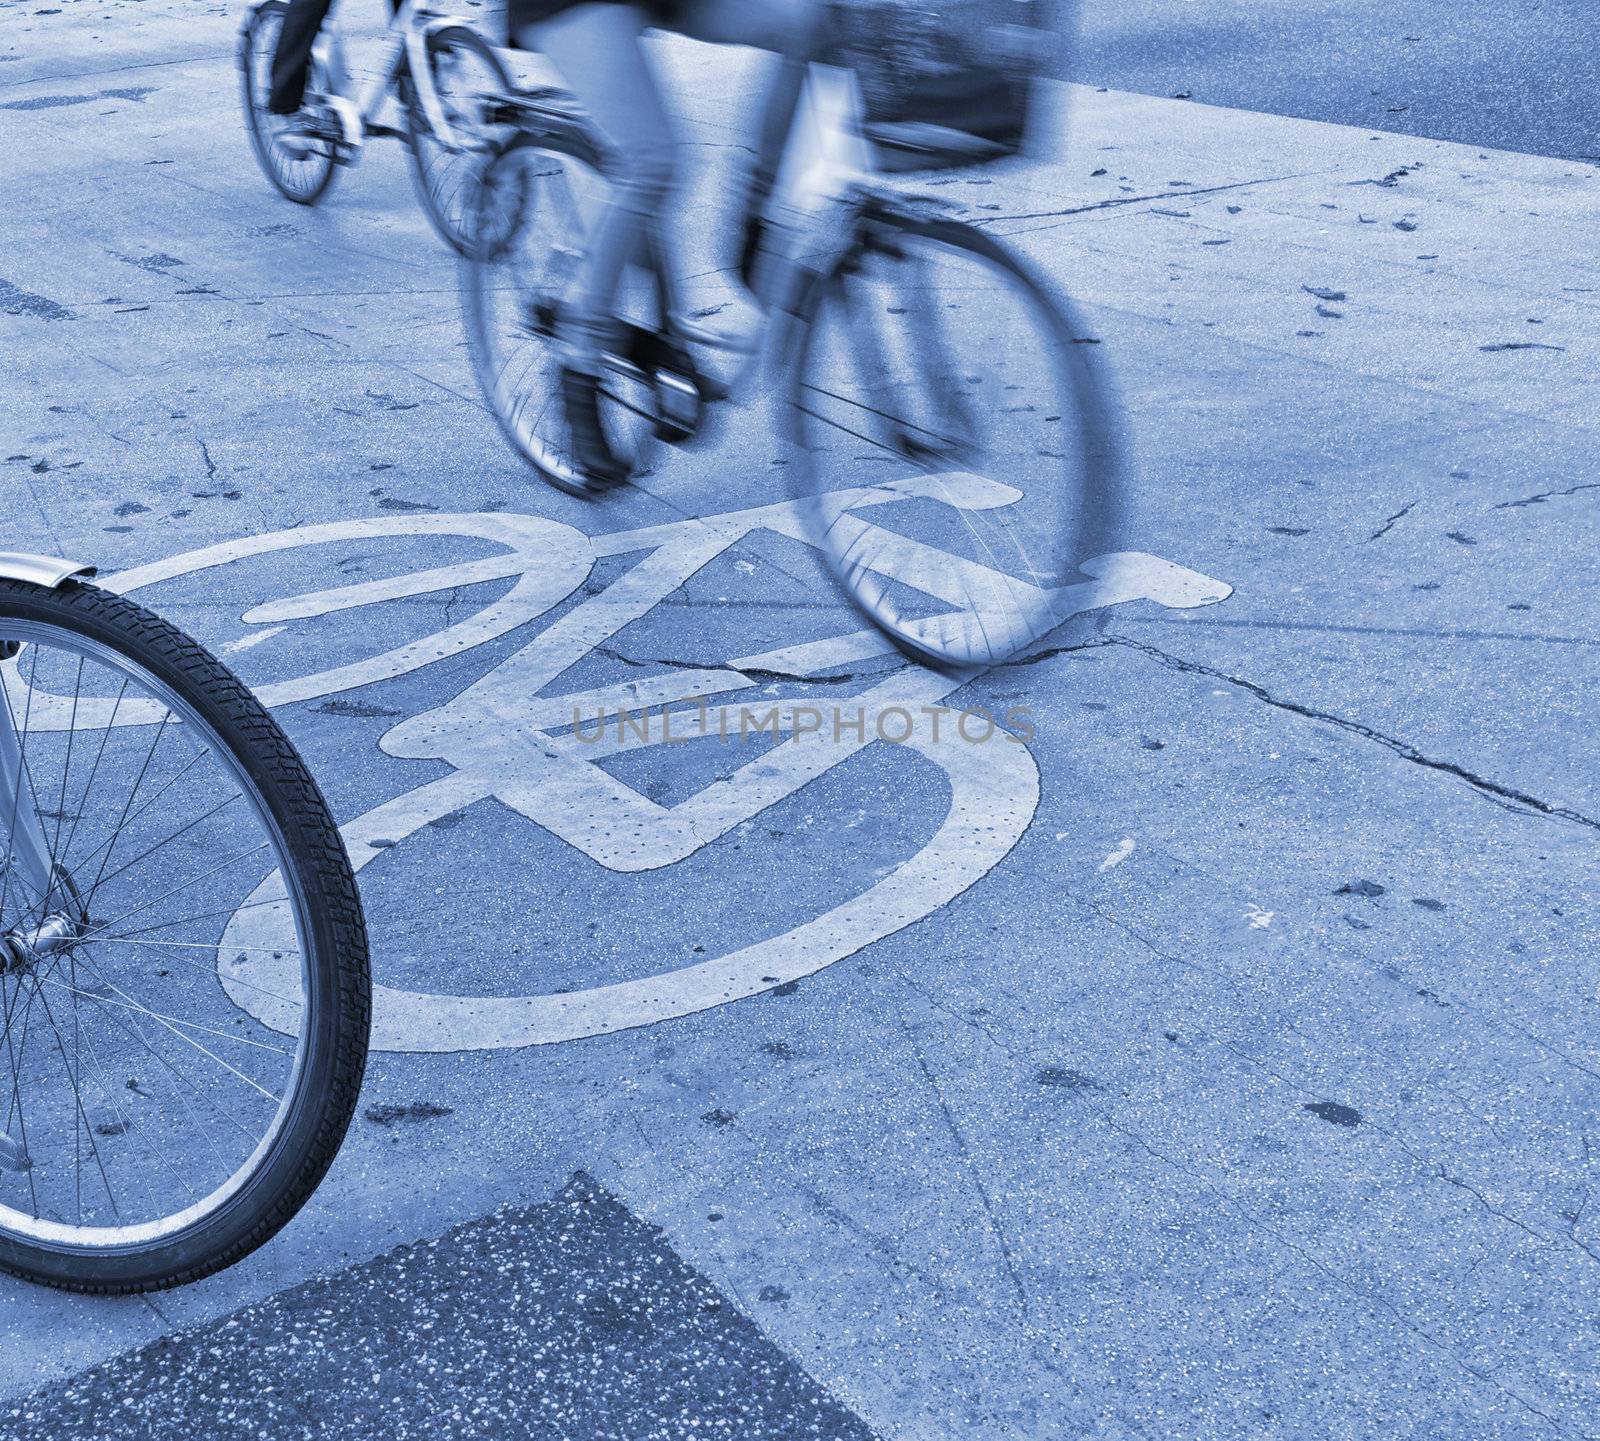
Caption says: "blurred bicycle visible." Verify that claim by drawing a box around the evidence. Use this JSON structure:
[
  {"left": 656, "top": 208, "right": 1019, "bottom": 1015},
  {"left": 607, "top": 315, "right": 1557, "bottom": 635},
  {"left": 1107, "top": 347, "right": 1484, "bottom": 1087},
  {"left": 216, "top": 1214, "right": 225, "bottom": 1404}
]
[
  {"left": 459, "top": 0, "right": 1125, "bottom": 669},
  {"left": 239, "top": 0, "right": 516, "bottom": 252}
]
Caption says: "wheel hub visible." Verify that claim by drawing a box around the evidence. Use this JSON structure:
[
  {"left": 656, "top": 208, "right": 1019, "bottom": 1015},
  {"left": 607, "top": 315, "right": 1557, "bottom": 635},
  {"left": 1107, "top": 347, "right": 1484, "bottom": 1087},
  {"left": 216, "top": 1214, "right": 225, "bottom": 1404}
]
[{"left": 0, "top": 911, "right": 82, "bottom": 975}]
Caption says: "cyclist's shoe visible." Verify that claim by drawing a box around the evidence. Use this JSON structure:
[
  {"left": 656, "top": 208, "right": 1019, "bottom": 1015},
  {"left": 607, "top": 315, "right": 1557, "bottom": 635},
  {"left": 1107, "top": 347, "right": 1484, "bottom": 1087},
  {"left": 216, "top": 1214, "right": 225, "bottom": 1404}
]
[
  {"left": 736, "top": 212, "right": 768, "bottom": 295},
  {"left": 276, "top": 103, "right": 343, "bottom": 160},
  {"left": 624, "top": 327, "right": 705, "bottom": 442},
  {"left": 560, "top": 366, "right": 629, "bottom": 492}
]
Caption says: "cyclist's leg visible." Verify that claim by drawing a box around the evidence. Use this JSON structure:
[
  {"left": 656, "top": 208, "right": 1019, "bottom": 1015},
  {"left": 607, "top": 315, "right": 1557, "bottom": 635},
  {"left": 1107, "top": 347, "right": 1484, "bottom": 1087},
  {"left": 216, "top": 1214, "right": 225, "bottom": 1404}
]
[
  {"left": 267, "top": 0, "right": 403, "bottom": 117},
  {"left": 676, "top": 0, "right": 823, "bottom": 168},
  {"left": 674, "top": 0, "right": 826, "bottom": 281},
  {"left": 514, "top": 3, "right": 678, "bottom": 374},
  {"left": 268, "top": 0, "right": 335, "bottom": 115}
]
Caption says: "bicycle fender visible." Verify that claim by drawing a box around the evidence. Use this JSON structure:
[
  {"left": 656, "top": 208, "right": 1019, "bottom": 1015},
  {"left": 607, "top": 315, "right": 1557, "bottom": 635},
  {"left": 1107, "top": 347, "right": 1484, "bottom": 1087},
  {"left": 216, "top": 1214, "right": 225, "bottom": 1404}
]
[{"left": 0, "top": 552, "right": 95, "bottom": 588}]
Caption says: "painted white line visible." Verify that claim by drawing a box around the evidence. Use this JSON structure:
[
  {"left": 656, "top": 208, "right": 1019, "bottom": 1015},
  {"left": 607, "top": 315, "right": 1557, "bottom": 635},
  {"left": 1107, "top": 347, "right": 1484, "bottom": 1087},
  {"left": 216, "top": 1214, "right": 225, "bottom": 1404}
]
[
  {"left": 222, "top": 687, "right": 1036, "bottom": 1052},
  {"left": 1099, "top": 838, "right": 1135, "bottom": 872},
  {"left": 220, "top": 624, "right": 286, "bottom": 655},
  {"left": 101, "top": 496, "right": 1232, "bottom": 1053}
]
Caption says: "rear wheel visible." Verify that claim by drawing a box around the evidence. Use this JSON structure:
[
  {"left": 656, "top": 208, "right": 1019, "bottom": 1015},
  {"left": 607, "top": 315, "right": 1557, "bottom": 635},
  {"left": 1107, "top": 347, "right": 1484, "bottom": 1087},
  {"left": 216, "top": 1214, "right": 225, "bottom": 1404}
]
[
  {"left": 239, "top": 0, "right": 339, "bottom": 206},
  {"left": 789, "top": 208, "right": 1124, "bottom": 668},
  {"left": 0, "top": 579, "right": 369, "bottom": 1293},
  {"left": 459, "top": 131, "right": 657, "bottom": 495},
  {"left": 407, "top": 26, "right": 516, "bottom": 253}
]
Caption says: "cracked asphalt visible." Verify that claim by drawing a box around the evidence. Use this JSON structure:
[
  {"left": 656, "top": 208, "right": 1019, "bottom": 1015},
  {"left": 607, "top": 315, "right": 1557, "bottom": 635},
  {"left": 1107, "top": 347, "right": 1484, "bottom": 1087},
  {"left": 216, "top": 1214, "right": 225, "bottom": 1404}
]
[{"left": 2, "top": 3, "right": 1599, "bottom": 1439}]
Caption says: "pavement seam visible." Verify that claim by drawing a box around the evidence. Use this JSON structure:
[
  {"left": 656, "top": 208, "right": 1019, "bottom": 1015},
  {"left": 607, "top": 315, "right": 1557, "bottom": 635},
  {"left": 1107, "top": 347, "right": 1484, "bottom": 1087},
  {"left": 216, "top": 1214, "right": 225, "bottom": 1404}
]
[
  {"left": 0, "top": 54, "right": 232, "bottom": 93},
  {"left": 1089, "top": 1105, "right": 1581, "bottom": 1438}
]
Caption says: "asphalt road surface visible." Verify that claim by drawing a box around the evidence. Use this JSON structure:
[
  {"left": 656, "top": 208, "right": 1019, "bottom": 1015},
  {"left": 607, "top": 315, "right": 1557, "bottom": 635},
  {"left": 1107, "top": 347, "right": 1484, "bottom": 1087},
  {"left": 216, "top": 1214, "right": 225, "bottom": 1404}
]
[
  {"left": 1073, "top": 0, "right": 1600, "bottom": 159},
  {"left": 1, "top": 3, "right": 1598, "bottom": 1439}
]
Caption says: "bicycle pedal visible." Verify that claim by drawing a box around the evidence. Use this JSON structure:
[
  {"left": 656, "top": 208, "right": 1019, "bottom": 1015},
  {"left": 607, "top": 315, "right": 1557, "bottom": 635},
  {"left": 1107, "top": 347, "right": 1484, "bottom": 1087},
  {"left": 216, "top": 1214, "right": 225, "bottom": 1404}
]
[{"left": 652, "top": 369, "right": 702, "bottom": 442}]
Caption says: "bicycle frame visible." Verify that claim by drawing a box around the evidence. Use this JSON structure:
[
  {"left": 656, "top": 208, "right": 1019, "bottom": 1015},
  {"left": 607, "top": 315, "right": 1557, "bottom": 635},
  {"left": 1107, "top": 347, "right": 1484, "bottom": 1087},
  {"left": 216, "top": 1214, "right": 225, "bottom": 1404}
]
[
  {"left": 0, "top": 552, "right": 91, "bottom": 914},
  {"left": 311, "top": 0, "right": 468, "bottom": 154},
  {"left": 597, "top": 60, "right": 877, "bottom": 409}
]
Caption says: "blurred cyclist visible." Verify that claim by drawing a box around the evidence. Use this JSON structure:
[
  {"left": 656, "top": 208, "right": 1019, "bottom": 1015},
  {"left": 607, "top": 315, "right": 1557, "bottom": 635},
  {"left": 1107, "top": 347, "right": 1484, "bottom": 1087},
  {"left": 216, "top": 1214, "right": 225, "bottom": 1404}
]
[
  {"left": 268, "top": 0, "right": 824, "bottom": 486},
  {"left": 267, "top": 0, "right": 401, "bottom": 118},
  {"left": 511, "top": 0, "right": 826, "bottom": 487}
]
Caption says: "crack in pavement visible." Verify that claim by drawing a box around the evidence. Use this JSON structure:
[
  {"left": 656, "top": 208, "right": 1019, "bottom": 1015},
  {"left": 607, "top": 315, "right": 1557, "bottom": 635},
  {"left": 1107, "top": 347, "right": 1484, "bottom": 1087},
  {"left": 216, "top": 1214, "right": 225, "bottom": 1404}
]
[
  {"left": 573, "top": 632, "right": 1596, "bottom": 835},
  {"left": 1133, "top": 614, "right": 1600, "bottom": 650},
  {"left": 1493, "top": 482, "right": 1600, "bottom": 511},
  {"left": 967, "top": 171, "right": 1325, "bottom": 226},
  {"left": 593, "top": 644, "right": 877, "bottom": 687},
  {"left": 1088, "top": 1106, "right": 1581, "bottom": 1437},
  {"left": 0, "top": 54, "right": 231, "bottom": 91},
  {"left": 1083, "top": 636, "right": 1600, "bottom": 834},
  {"left": 798, "top": 1185, "right": 947, "bottom": 1299},
  {"left": 1368, "top": 497, "right": 1420, "bottom": 541},
  {"left": 898, "top": 1022, "right": 1032, "bottom": 1321}
]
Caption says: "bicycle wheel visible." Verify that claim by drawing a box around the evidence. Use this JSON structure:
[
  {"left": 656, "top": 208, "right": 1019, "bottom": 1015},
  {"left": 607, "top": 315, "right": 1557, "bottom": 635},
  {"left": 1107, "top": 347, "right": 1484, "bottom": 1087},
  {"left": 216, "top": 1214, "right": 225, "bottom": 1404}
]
[
  {"left": 238, "top": 0, "right": 340, "bottom": 206},
  {"left": 406, "top": 25, "right": 516, "bottom": 253},
  {"left": 788, "top": 205, "right": 1124, "bottom": 668},
  {"left": 459, "top": 131, "right": 658, "bottom": 496},
  {"left": 0, "top": 578, "right": 369, "bottom": 1293}
]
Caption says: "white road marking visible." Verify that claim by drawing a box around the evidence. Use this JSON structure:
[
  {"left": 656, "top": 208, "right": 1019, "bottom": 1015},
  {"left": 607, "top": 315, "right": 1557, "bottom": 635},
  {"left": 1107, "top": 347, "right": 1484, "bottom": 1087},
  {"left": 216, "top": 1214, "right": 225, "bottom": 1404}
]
[
  {"left": 1099, "top": 838, "right": 1136, "bottom": 871},
  {"left": 220, "top": 624, "right": 286, "bottom": 655},
  {"left": 89, "top": 495, "right": 1231, "bottom": 1052}
]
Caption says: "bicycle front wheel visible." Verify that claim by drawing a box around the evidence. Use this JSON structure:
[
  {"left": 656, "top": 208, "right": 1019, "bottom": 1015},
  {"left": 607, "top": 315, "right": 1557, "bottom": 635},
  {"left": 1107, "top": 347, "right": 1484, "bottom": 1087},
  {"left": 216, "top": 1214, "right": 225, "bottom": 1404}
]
[
  {"left": 239, "top": 0, "right": 339, "bottom": 206},
  {"left": 0, "top": 579, "right": 369, "bottom": 1293},
  {"left": 406, "top": 25, "right": 515, "bottom": 253},
  {"left": 789, "top": 207, "right": 1124, "bottom": 668}
]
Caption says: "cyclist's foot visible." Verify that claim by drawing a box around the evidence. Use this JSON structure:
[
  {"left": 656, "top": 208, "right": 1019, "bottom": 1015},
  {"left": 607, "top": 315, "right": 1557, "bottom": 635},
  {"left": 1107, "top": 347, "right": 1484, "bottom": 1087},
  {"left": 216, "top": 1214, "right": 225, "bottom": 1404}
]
[
  {"left": 560, "top": 366, "right": 629, "bottom": 492},
  {"left": 736, "top": 213, "right": 769, "bottom": 297},
  {"left": 276, "top": 103, "right": 342, "bottom": 159}
]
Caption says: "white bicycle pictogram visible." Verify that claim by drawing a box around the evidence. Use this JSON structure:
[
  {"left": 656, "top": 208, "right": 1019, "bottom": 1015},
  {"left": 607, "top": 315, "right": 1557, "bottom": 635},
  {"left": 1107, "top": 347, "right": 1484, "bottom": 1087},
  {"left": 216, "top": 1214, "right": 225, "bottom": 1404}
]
[{"left": 28, "top": 480, "right": 1230, "bottom": 1053}]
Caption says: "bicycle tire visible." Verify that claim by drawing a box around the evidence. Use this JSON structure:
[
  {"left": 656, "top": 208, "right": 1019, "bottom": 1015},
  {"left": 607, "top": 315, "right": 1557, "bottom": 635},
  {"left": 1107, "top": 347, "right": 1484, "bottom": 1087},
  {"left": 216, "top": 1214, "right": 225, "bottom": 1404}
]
[
  {"left": 0, "top": 578, "right": 369, "bottom": 1294},
  {"left": 459, "top": 127, "right": 657, "bottom": 496},
  {"left": 406, "top": 25, "right": 515, "bottom": 254},
  {"left": 786, "top": 205, "right": 1126, "bottom": 669},
  {"left": 238, "top": 0, "right": 340, "bottom": 206}
]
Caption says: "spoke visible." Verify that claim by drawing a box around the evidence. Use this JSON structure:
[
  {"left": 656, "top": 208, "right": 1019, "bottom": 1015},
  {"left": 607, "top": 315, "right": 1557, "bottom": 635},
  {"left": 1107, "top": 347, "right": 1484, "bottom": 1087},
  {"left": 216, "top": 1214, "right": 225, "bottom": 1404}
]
[
  {"left": 75, "top": 935, "right": 298, "bottom": 955},
  {"left": 70, "top": 836, "right": 275, "bottom": 948},
  {"left": 1, "top": 969, "right": 43, "bottom": 1217},
  {"left": 79, "top": 787, "right": 244, "bottom": 902},
  {"left": 45, "top": 946, "right": 271, "bottom": 1145},
  {"left": 41, "top": 976, "right": 290, "bottom": 1055},
  {"left": 0, "top": 645, "right": 44, "bottom": 926},
  {"left": 69, "top": 936, "right": 82, "bottom": 1220},
  {"left": 57, "top": 676, "right": 130, "bottom": 881},
  {"left": 82, "top": 712, "right": 177, "bottom": 912},
  {"left": 59, "top": 953, "right": 186, "bottom": 1220},
  {"left": 38, "top": 950, "right": 249, "bottom": 1183},
  {"left": 89, "top": 894, "right": 303, "bottom": 946},
  {"left": 30, "top": 976, "right": 120, "bottom": 1224},
  {"left": 48, "top": 654, "right": 85, "bottom": 884},
  {"left": 68, "top": 935, "right": 305, "bottom": 1007},
  {"left": 56, "top": 742, "right": 213, "bottom": 891},
  {"left": 47, "top": 951, "right": 282, "bottom": 1105}
]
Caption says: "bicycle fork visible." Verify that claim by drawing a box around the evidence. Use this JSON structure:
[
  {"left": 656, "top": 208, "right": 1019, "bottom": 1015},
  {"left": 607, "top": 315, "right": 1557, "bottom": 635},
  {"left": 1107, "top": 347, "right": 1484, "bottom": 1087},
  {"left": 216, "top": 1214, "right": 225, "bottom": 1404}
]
[{"left": 0, "top": 682, "right": 82, "bottom": 973}]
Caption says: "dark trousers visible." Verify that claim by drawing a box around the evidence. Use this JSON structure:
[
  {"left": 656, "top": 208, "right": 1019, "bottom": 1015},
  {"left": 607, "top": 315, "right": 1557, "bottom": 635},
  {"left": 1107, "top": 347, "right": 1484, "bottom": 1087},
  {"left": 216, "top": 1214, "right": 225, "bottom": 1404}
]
[{"left": 267, "top": 0, "right": 402, "bottom": 115}]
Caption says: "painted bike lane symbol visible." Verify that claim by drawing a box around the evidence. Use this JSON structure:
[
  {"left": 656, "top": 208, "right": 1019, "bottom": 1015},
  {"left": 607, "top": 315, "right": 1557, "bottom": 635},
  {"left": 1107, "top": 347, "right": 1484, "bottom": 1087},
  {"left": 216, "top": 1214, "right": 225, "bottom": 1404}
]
[{"left": 97, "top": 481, "right": 1231, "bottom": 1052}]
